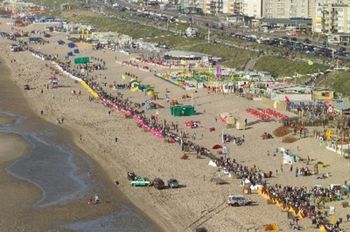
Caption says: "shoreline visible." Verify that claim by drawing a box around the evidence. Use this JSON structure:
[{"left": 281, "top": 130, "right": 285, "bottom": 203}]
[{"left": 0, "top": 55, "right": 165, "bottom": 232}]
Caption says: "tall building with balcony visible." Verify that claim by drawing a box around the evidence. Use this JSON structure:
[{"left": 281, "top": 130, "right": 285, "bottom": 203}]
[
  {"left": 311, "top": 0, "right": 350, "bottom": 44},
  {"left": 312, "top": 0, "right": 350, "bottom": 33}
]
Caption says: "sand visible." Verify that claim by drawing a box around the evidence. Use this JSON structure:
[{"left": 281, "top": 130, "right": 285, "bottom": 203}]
[
  {"left": 0, "top": 133, "right": 26, "bottom": 162},
  {"left": 1, "top": 21, "right": 350, "bottom": 231}
]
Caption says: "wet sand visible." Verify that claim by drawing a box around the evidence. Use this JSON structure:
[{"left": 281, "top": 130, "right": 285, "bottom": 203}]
[{"left": 0, "top": 57, "right": 162, "bottom": 231}]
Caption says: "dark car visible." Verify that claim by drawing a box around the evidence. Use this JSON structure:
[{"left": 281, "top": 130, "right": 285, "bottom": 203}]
[
  {"left": 153, "top": 177, "right": 165, "bottom": 190},
  {"left": 168, "top": 178, "right": 179, "bottom": 188}
]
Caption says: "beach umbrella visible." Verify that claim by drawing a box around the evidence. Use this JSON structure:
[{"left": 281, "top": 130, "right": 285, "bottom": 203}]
[
  {"left": 138, "top": 84, "right": 147, "bottom": 91},
  {"left": 130, "top": 81, "right": 140, "bottom": 88},
  {"left": 146, "top": 89, "right": 154, "bottom": 96},
  {"left": 212, "top": 144, "right": 223, "bottom": 149},
  {"left": 130, "top": 86, "right": 138, "bottom": 92}
]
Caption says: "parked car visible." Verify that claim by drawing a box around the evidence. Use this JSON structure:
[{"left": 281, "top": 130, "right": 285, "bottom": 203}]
[
  {"left": 153, "top": 177, "right": 165, "bottom": 190},
  {"left": 131, "top": 176, "right": 152, "bottom": 187},
  {"left": 227, "top": 195, "right": 252, "bottom": 206},
  {"left": 167, "top": 178, "right": 179, "bottom": 188}
]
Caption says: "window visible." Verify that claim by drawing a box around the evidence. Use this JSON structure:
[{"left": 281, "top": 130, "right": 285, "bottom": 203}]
[{"left": 321, "top": 92, "right": 330, "bottom": 97}]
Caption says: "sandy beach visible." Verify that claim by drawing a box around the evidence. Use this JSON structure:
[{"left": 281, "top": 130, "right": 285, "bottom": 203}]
[{"left": 1, "top": 20, "right": 350, "bottom": 232}]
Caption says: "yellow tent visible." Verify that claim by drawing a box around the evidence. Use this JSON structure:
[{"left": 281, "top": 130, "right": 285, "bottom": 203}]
[
  {"left": 80, "top": 80, "right": 99, "bottom": 98},
  {"left": 319, "top": 225, "right": 327, "bottom": 232},
  {"left": 264, "top": 224, "right": 279, "bottom": 231}
]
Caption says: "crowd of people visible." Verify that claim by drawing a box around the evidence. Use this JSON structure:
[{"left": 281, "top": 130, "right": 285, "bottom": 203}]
[
  {"left": 262, "top": 185, "right": 348, "bottom": 231},
  {"left": 2, "top": 31, "right": 349, "bottom": 232}
]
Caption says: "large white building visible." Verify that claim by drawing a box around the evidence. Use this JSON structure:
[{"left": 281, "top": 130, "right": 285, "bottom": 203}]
[
  {"left": 262, "top": 0, "right": 311, "bottom": 18},
  {"left": 242, "top": 0, "right": 262, "bottom": 18}
]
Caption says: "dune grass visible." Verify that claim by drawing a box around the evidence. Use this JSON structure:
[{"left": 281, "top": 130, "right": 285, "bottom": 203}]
[
  {"left": 254, "top": 56, "right": 328, "bottom": 77},
  {"left": 324, "top": 71, "right": 350, "bottom": 97}
]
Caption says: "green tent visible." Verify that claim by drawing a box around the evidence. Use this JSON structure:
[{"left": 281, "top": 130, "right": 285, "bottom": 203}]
[
  {"left": 74, "top": 57, "right": 90, "bottom": 64},
  {"left": 170, "top": 105, "right": 196, "bottom": 116}
]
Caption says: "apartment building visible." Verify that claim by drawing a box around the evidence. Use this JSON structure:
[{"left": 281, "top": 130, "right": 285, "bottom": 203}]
[
  {"left": 312, "top": 0, "right": 350, "bottom": 33},
  {"left": 262, "top": 0, "right": 311, "bottom": 18},
  {"left": 219, "top": 0, "right": 261, "bottom": 16},
  {"left": 179, "top": 0, "right": 313, "bottom": 19},
  {"left": 199, "top": 0, "right": 240, "bottom": 15},
  {"left": 242, "top": 0, "right": 262, "bottom": 18}
]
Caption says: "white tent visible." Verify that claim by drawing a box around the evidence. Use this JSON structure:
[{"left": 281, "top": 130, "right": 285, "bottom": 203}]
[
  {"left": 282, "top": 151, "right": 300, "bottom": 164},
  {"left": 208, "top": 160, "right": 217, "bottom": 167}
]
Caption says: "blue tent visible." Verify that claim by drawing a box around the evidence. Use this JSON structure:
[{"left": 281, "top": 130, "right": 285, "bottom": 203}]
[
  {"left": 57, "top": 40, "right": 65, "bottom": 45},
  {"left": 67, "top": 42, "right": 75, "bottom": 48},
  {"left": 29, "top": 37, "right": 40, "bottom": 42},
  {"left": 73, "top": 49, "right": 80, "bottom": 54},
  {"left": 43, "top": 33, "right": 51, "bottom": 38},
  {"left": 67, "top": 51, "right": 74, "bottom": 56}
]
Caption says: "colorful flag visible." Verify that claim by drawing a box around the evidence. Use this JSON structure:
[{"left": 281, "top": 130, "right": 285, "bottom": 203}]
[{"left": 215, "top": 65, "right": 222, "bottom": 79}]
